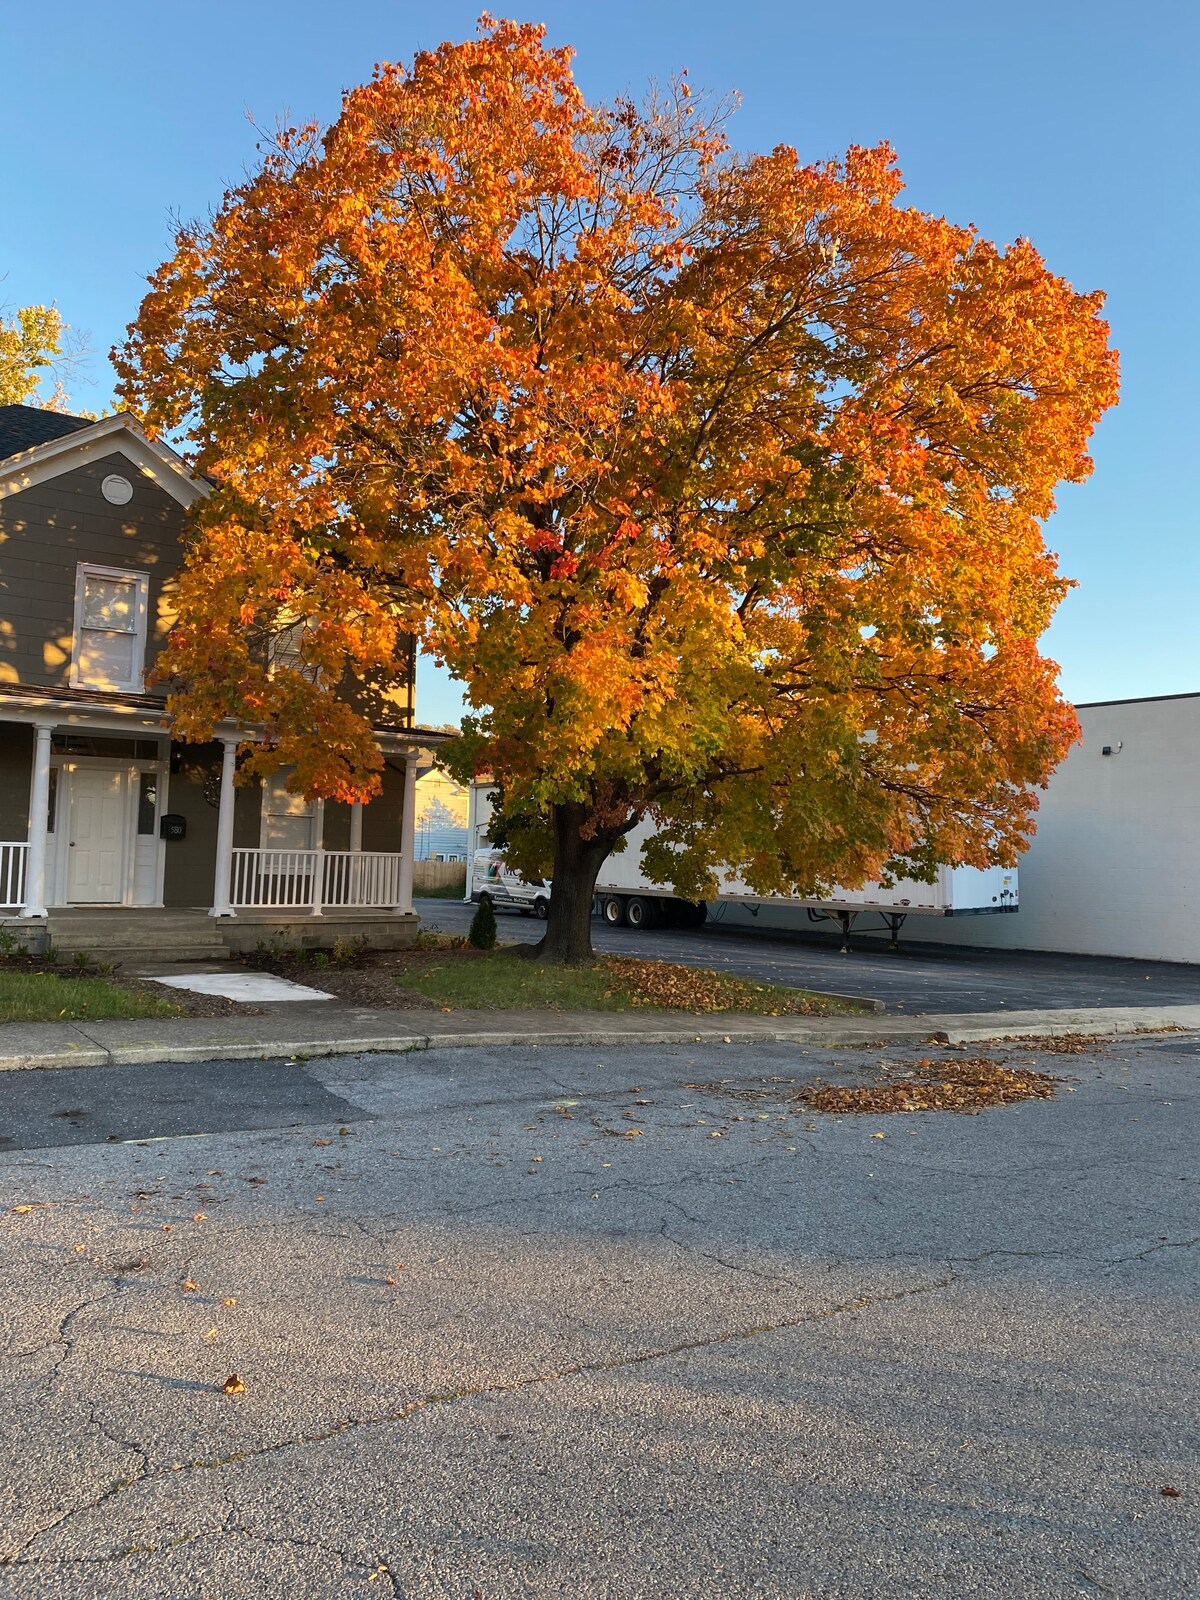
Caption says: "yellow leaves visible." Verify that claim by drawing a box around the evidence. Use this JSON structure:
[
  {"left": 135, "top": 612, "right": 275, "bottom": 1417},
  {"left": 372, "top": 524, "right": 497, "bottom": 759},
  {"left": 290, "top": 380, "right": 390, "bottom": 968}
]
[
  {"left": 117, "top": 18, "right": 1116, "bottom": 892},
  {"left": 221, "top": 1374, "right": 246, "bottom": 1395}
]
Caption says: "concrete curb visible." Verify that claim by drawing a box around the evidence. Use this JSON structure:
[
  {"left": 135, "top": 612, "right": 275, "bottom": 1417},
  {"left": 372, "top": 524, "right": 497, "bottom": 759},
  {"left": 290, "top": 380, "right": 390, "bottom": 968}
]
[{"left": 1, "top": 1002, "right": 1198, "bottom": 1072}]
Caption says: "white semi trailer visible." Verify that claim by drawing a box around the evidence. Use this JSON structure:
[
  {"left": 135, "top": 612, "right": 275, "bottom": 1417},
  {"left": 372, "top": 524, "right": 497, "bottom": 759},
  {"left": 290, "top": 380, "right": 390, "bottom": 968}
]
[{"left": 467, "top": 785, "right": 1017, "bottom": 950}]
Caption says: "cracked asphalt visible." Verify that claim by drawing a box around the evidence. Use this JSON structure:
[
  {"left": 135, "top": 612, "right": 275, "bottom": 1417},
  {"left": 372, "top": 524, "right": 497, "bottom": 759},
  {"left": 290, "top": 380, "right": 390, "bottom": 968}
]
[{"left": 1, "top": 1035, "right": 1197, "bottom": 1599}]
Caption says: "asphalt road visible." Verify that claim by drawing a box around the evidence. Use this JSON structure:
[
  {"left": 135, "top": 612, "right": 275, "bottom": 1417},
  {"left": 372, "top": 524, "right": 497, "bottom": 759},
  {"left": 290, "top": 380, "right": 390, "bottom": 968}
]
[
  {"left": 416, "top": 896, "right": 1200, "bottom": 1014},
  {"left": 1, "top": 1034, "right": 1197, "bottom": 1597}
]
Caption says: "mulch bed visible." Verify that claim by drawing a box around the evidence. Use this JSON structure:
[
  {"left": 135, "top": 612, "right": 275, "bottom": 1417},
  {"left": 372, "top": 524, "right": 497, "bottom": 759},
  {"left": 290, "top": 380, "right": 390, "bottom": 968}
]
[
  {"left": 240, "top": 946, "right": 462, "bottom": 1010},
  {"left": 119, "top": 978, "right": 268, "bottom": 1018}
]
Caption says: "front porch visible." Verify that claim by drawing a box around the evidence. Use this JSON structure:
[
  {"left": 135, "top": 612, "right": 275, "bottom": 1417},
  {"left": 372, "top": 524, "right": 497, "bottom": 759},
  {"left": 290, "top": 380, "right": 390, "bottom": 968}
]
[{"left": 0, "top": 695, "right": 431, "bottom": 954}]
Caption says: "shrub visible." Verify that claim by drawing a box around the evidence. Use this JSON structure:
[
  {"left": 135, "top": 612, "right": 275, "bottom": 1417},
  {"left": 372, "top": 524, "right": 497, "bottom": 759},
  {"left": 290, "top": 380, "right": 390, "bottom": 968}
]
[{"left": 469, "top": 896, "right": 497, "bottom": 951}]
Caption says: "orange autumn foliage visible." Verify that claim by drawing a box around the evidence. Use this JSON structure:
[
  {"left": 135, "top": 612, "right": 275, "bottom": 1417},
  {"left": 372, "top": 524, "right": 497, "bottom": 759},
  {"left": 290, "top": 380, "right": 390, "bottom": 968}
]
[{"left": 116, "top": 17, "right": 1117, "bottom": 961}]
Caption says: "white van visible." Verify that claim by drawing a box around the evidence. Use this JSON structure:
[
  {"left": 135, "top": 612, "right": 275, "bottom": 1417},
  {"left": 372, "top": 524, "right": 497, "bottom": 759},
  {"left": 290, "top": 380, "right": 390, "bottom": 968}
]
[{"left": 470, "top": 850, "right": 552, "bottom": 920}]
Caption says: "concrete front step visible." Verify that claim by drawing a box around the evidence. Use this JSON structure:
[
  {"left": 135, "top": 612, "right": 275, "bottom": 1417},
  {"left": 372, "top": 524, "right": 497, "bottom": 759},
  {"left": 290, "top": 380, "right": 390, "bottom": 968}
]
[
  {"left": 45, "top": 912, "right": 230, "bottom": 962},
  {"left": 63, "top": 946, "right": 232, "bottom": 964},
  {"left": 44, "top": 915, "right": 216, "bottom": 928}
]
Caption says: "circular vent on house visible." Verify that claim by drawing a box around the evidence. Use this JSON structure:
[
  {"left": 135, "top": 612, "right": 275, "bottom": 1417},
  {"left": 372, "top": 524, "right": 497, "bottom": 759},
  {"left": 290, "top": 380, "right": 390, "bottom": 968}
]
[{"left": 101, "top": 473, "right": 134, "bottom": 505}]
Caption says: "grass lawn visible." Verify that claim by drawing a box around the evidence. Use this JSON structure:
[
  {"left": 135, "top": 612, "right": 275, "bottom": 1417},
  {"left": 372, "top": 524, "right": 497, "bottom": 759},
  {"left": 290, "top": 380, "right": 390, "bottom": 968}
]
[
  {"left": 0, "top": 970, "right": 180, "bottom": 1023},
  {"left": 395, "top": 946, "right": 873, "bottom": 1016}
]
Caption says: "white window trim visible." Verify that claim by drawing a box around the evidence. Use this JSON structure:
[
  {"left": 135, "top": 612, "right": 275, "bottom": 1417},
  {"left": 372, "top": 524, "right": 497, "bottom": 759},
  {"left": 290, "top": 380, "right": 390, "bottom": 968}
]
[{"left": 69, "top": 562, "right": 150, "bottom": 693}]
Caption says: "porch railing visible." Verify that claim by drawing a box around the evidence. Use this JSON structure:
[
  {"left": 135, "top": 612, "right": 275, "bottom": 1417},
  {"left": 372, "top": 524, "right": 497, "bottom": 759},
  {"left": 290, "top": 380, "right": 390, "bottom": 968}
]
[
  {"left": 0, "top": 842, "right": 29, "bottom": 911},
  {"left": 229, "top": 848, "right": 406, "bottom": 913}
]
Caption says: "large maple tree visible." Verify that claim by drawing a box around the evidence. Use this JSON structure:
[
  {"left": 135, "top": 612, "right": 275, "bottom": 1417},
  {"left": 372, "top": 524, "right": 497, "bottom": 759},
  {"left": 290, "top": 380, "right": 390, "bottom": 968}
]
[{"left": 117, "top": 17, "right": 1118, "bottom": 963}]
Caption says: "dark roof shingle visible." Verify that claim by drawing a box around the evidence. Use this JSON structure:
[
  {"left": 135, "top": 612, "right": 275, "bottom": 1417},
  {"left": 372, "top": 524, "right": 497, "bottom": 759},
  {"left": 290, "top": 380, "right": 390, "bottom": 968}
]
[{"left": 0, "top": 404, "right": 95, "bottom": 461}]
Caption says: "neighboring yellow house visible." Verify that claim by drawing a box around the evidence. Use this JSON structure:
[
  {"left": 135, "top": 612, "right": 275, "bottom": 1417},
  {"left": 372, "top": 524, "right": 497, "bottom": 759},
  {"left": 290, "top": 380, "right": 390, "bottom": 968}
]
[{"left": 414, "top": 766, "right": 469, "bottom": 860}]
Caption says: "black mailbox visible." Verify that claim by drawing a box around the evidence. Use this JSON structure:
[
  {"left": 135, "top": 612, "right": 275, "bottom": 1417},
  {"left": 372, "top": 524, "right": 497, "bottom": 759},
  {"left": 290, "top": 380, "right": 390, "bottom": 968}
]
[{"left": 160, "top": 814, "right": 187, "bottom": 841}]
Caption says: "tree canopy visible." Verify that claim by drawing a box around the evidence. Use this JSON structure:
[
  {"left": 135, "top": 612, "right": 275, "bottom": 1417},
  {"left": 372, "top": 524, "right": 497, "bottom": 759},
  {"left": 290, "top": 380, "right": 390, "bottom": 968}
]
[
  {"left": 116, "top": 16, "right": 1118, "bottom": 961},
  {"left": 0, "top": 302, "right": 72, "bottom": 408}
]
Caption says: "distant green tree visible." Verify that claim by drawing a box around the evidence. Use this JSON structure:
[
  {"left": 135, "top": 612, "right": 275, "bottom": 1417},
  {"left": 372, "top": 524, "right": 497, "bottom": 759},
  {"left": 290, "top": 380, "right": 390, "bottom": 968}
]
[{"left": 0, "top": 300, "right": 88, "bottom": 409}]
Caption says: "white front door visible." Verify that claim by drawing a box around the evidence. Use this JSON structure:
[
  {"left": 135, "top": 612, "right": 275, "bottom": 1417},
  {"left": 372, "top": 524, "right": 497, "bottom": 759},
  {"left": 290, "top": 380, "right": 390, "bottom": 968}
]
[{"left": 67, "top": 768, "right": 129, "bottom": 903}]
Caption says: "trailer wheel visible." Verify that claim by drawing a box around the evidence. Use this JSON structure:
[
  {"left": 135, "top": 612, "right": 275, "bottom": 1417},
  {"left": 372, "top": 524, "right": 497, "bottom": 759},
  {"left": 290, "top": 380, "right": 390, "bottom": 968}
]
[
  {"left": 681, "top": 900, "right": 708, "bottom": 928},
  {"left": 602, "top": 896, "right": 626, "bottom": 926},
  {"left": 534, "top": 896, "right": 549, "bottom": 921},
  {"left": 625, "top": 896, "right": 657, "bottom": 930}
]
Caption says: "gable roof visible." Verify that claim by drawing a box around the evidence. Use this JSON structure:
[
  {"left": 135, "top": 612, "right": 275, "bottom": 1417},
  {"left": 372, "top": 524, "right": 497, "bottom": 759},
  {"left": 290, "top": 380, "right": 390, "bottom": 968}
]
[
  {"left": 0, "top": 409, "right": 208, "bottom": 509},
  {"left": 0, "top": 404, "right": 95, "bottom": 457}
]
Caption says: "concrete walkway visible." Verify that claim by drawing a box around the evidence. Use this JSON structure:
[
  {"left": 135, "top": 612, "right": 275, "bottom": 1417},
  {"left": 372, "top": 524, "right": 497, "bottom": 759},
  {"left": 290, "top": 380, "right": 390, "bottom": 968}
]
[{"left": 4, "top": 1001, "right": 1200, "bottom": 1071}]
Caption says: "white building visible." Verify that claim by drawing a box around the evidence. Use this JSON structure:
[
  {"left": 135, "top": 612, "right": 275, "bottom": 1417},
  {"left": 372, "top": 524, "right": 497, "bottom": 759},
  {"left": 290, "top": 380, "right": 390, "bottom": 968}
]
[
  {"left": 414, "top": 767, "right": 470, "bottom": 861},
  {"left": 901, "top": 692, "right": 1200, "bottom": 965}
]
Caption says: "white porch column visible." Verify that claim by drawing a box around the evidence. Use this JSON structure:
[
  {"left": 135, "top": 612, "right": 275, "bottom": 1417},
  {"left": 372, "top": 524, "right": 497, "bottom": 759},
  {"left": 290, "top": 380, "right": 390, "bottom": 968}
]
[
  {"left": 21, "top": 721, "right": 55, "bottom": 919},
  {"left": 395, "top": 753, "right": 417, "bottom": 916},
  {"left": 310, "top": 798, "right": 326, "bottom": 915},
  {"left": 209, "top": 735, "right": 239, "bottom": 917},
  {"left": 349, "top": 801, "right": 363, "bottom": 854}
]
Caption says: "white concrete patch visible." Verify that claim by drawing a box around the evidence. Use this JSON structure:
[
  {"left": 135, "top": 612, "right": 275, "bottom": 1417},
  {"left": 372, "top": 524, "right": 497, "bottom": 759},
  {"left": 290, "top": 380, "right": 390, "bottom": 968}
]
[{"left": 148, "top": 972, "right": 336, "bottom": 1003}]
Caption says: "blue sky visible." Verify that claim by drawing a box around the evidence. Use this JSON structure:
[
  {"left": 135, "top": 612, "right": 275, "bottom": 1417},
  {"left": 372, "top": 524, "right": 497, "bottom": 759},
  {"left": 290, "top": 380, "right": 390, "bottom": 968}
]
[{"left": 3, "top": 1, "right": 1194, "bottom": 724}]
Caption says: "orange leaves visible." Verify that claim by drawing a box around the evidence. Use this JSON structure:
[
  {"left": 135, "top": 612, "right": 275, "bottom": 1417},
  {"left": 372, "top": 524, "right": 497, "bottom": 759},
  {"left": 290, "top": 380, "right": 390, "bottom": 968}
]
[
  {"left": 797, "top": 1058, "right": 1062, "bottom": 1116},
  {"left": 118, "top": 20, "right": 1116, "bottom": 905}
]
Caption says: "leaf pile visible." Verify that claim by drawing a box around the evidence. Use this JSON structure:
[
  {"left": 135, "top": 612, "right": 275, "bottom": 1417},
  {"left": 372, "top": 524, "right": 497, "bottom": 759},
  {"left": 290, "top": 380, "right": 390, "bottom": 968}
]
[
  {"left": 600, "top": 956, "right": 847, "bottom": 1016},
  {"left": 686, "top": 1056, "right": 1062, "bottom": 1116},
  {"left": 801, "top": 1056, "right": 1061, "bottom": 1114},
  {"left": 1008, "top": 1033, "right": 1108, "bottom": 1054}
]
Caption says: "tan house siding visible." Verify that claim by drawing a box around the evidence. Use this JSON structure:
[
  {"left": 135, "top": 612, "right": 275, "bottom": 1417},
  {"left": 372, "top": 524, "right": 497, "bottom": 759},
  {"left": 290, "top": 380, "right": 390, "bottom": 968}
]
[{"left": 0, "top": 451, "right": 185, "bottom": 692}]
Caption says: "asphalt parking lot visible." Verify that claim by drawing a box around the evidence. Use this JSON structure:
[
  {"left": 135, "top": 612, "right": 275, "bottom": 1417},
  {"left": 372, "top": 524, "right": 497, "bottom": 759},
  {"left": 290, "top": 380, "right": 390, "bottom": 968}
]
[
  {"left": 2, "top": 1034, "right": 1196, "bottom": 1597},
  {"left": 416, "top": 897, "right": 1200, "bottom": 1014}
]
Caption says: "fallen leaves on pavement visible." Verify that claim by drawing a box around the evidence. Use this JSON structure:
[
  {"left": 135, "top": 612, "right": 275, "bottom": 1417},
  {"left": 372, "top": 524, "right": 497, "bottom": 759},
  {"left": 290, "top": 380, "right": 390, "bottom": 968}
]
[
  {"left": 1008, "top": 1034, "right": 1108, "bottom": 1054},
  {"left": 686, "top": 1056, "right": 1062, "bottom": 1117},
  {"left": 221, "top": 1373, "right": 246, "bottom": 1395},
  {"left": 799, "top": 1057, "right": 1061, "bottom": 1114}
]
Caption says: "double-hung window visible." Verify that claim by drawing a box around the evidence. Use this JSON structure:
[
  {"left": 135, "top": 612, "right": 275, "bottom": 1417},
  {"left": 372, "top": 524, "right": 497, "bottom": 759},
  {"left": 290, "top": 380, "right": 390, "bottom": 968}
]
[
  {"left": 70, "top": 564, "right": 150, "bottom": 692},
  {"left": 260, "top": 770, "right": 318, "bottom": 851}
]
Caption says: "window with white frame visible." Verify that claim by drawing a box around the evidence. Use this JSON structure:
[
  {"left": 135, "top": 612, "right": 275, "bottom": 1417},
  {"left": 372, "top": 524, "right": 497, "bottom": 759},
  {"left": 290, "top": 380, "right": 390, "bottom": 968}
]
[
  {"left": 260, "top": 770, "right": 318, "bottom": 850},
  {"left": 70, "top": 564, "right": 150, "bottom": 692}
]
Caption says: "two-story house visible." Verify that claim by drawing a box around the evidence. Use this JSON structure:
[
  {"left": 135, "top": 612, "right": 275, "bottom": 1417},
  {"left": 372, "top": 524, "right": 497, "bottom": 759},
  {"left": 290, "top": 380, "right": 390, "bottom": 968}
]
[{"left": 0, "top": 403, "right": 438, "bottom": 956}]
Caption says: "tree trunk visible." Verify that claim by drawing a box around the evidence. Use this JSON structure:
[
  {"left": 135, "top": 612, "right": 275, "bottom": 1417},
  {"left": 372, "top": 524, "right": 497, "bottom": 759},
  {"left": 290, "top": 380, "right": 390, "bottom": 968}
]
[{"left": 528, "top": 802, "right": 615, "bottom": 965}]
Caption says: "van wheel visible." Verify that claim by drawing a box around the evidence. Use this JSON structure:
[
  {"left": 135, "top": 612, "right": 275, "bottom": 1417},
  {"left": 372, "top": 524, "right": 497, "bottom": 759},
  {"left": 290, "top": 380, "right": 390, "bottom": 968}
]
[
  {"left": 534, "top": 896, "right": 550, "bottom": 921},
  {"left": 625, "top": 896, "right": 657, "bottom": 930},
  {"left": 518, "top": 908, "right": 532, "bottom": 917},
  {"left": 602, "top": 896, "right": 626, "bottom": 926}
]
